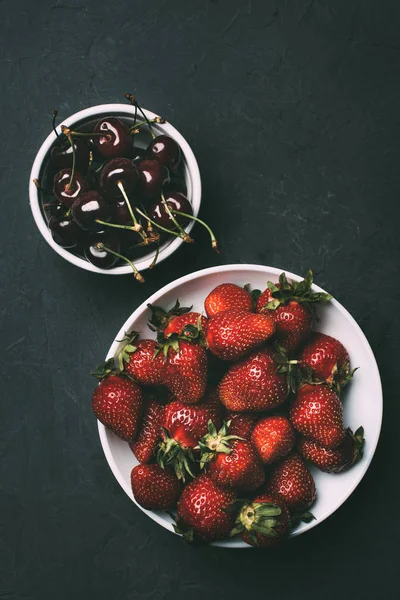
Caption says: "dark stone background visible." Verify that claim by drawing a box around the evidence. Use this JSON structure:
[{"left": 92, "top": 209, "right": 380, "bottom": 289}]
[{"left": 1, "top": 0, "right": 399, "bottom": 598}]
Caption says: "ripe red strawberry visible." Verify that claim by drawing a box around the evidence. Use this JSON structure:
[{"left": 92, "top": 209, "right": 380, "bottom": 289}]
[
  {"left": 147, "top": 300, "right": 208, "bottom": 337},
  {"left": 218, "top": 348, "right": 288, "bottom": 412},
  {"left": 298, "top": 427, "right": 364, "bottom": 473},
  {"left": 130, "top": 399, "right": 165, "bottom": 463},
  {"left": 175, "top": 474, "right": 236, "bottom": 543},
  {"left": 200, "top": 421, "right": 265, "bottom": 491},
  {"left": 120, "top": 337, "right": 163, "bottom": 386},
  {"left": 92, "top": 374, "right": 143, "bottom": 441},
  {"left": 298, "top": 332, "right": 355, "bottom": 391},
  {"left": 256, "top": 271, "right": 332, "bottom": 352},
  {"left": 161, "top": 338, "right": 208, "bottom": 404},
  {"left": 225, "top": 411, "right": 258, "bottom": 439},
  {"left": 251, "top": 416, "right": 295, "bottom": 464},
  {"left": 230, "top": 494, "right": 291, "bottom": 547},
  {"left": 206, "top": 309, "right": 276, "bottom": 361},
  {"left": 164, "top": 312, "right": 208, "bottom": 337},
  {"left": 290, "top": 383, "right": 345, "bottom": 448},
  {"left": 264, "top": 452, "right": 316, "bottom": 513},
  {"left": 204, "top": 283, "right": 253, "bottom": 318},
  {"left": 157, "top": 390, "right": 222, "bottom": 481},
  {"left": 131, "top": 464, "right": 181, "bottom": 510}
]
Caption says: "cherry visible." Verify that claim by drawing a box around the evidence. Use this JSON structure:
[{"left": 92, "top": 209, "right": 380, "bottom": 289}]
[
  {"left": 99, "top": 158, "right": 139, "bottom": 201},
  {"left": 49, "top": 215, "right": 81, "bottom": 248},
  {"left": 92, "top": 117, "right": 132, "bottom": 159},
  {"left": 149, "top": 191, "right": 192, "bottom": 229},
  {"left": 50, "top": 138, "right": 90, "bottom": 174},
  {"left": 53, "top": 169, "right": 89, "bottom": 207},
  {"left": 138, "top": 160, "right": 170, "bottom": 201},
  {"left": 44, "top": 201, "right": 66, "bottom": 219},
  {"left": 114, "top": 200, "right": 131, "bottom": 225},
  {"left": 71, "top": 190, "right": 112, "bottom": 230},
  {"left": 84, "top": 231, "right": 121, "bottom": 269},
  {"left": 127, "top": 146, "right": 145, "bottom": 163},
  {"left": 146, "top": 135, "right": 181, "bottom": 171}
]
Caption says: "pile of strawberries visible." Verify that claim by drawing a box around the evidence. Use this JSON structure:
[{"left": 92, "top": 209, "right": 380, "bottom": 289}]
[{"left": 91, "top": 270, "right": 364, "bottom": 547}]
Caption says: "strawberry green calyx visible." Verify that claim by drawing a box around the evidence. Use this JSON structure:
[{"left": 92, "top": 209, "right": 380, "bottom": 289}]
[
  {"left": 330, "top": 361, "right": 359, "bottom": 394},
  {"left": 117, "top": 330, "right": 140, "bottom": 371},
  {"left": 229, "top": 500, "right": 282, "bottom": 546},
  {"left": 90, "top": 358, "right": 117, "bottom": 380},
  {"left": 198, "top": 420, "right": 244, "bottom": 468},
  {"left": 352, "top": 426, "right": 365, "bottom": 462},
  {"left": 157, "top": 428, "right": 196, "bottom": 482},
  {"left": 244, "top": 284, "right": 262, "bottom": 310},
  {"left": 264, "top": 270, "right": 333, "bottom": 314},
  {"left": 273, "top": 344, "right": 303, "bottom": 394},
  {"left": 147, "top": 300, "right": 193, "bottom": 332}
]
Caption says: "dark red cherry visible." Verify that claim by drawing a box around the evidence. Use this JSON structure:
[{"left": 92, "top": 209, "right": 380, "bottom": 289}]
[
  {"left": 44, "top": 201, "right": 66, "bottom": 219},
  {"left": 50, "top": 138, "right": 90, "bottom": 174},
  {"left": 126, "top": 146, "right": 145, "bottom": 164},
  {"left": 146, "top": 135, "right": 181, "bottom": 171},
  {"left": 149, "top": 191, "right": 192, "bottom": 229},
  {"left": 138, "top": 160, "right": 170, "bottom": 201},
  {"left": 71, "top": 190, "right": 112, "bottom": 230},
  {"left": 99, "top": 158, "right": 139, "bottom": 201},
  {"left": 92, "top": 117, "right": 132, "bottom": 159},
  {"left": 53, "top": 169, "right": 89, "bottom": 207},
  {"left": 84, "top": 231, "right": 121, "bottom": 268},
  {"left": 114, "top": 200, "right": 131, "bottom": 225},
  {"left": 49, "top": 215, "right": 81, "bottom": 248}
]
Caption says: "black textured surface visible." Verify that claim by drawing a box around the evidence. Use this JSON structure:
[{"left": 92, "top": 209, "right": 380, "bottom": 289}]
[{"left": 1, "top": 0, "right": 399, "bottom": 598}]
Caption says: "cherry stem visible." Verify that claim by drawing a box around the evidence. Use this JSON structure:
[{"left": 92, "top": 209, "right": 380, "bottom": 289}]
[
  {"left": 134, "top": 207, "right": 193, "bottom": 243},
  {"left": 95, "top": 219, "right": 135, "bottom": 231},
  {"left": 171, "top": 210, "right": 219, "bottom": 252},
  {"left": 149, "top": 244, "right": 160, "bottom": 269},
  {"left": 65, "top": 133, "right": 76, "bottom": 190},
  {"left": 135, "top": 101, "right": 156, "bottom": 139},
  {"left": 52, "top": 109, "right": 61, "bottom": 140},
  {"left": 33, "top": 179, "right": 53, "bottom": 195},
  {"left": 160, "top": 193, "right": 191, "bottom": 239},
  {"left": 70, "top": 131, "right": 112, "bottom": 140},
  {"left": 116, "top": 181, "right": 146, "bottom": 240},
  {"left": 97, "top": 244, "right": 145, "bottom": 283},
  {"left": 66, "top": 208, "right": 71, "bottom": 217},
  {"left": 128, "top": 118, "right": 158, "bottom": 133}
]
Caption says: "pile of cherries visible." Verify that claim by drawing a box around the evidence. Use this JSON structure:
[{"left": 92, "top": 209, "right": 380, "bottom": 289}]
[{"left": 36, "top": 97, "right": 217, "bottom": 282}]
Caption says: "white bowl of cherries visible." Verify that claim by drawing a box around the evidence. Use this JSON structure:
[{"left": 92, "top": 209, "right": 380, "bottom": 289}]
[{"left": 29, "top": 96, "right": 215, "bottom": 280}]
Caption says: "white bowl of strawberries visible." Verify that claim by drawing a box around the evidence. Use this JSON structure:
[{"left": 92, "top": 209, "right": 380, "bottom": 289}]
[{"left": 93, "top": 264, "right": 382, "bottom": 547}]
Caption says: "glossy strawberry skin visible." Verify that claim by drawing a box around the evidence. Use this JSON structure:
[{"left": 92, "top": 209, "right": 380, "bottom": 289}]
[
  {"left": 163, "top": 390, "right": 222, "bottom": 449},
  {"left": 241, "top": 494, "right": 291, "bottom": 548},
  {"left": 264, "top": 452, "right": 316, "bottom": 513},
  {"left": 131, "top": 464, "right": 181, "bottom": 510},
  {"left": 298, "top": 332, "right": 350, "bottom": 383},
  {"left": 225, "top": 411, "right": 258, "bottom": 439},
  {"left": 208, "top": 439, "right": 265, "bottom": 491},
  {"left": 251, "top": 416, "right": 295, "bottom": 464},
  {"left": 92, "top": 374, "right": 143, "bottom": 442},
  {"left": 163, "top": 341, "right": 208, "bottom": 404},
  {"left": 164, "top": 312, "right": 208, "bottom": 337},
  {"left": 218, "top": 348, "right": 288, "bottom": 412},
  {"left": 257, "top": 288, "right": 312, "bottom": 352},
  {"left": 124, "top": 339, "right": 164, "bottom": 386},
  {"left": 298, "top": 428, "right": 362, "bottom": 473},
  {"left": 206, "top": 309, "right": 276, "bottom": 361},
  {"left": 204, "top": 283, "right": 253, "bottom": 318},
  {"left": 176, "top": 475, "right": 236, "bottom": 542},
  {"left": 290, "top": 384, "right": 345, "bottom": 449},
  {"left": 130, "top": 399, "right": 165, "bottom": 463}
]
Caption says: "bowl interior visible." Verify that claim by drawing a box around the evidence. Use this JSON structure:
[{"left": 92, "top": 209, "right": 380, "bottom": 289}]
[
  {"left": 99, "top": 264, "right": 382, "bottom": 548},
  {"left": 29, "top": 104, "right": 201, "bottom": 274}
]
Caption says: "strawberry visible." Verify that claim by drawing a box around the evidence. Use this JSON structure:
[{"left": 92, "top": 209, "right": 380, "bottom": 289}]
[
  {"left": 225, "top": 411, "right": 258, "bottom": 439},
  {"left": 131, "top": 464, "right": 181, "bottom": 510},
  {"left": 206, "top": 309, "right": 276, "bottom": 361},
  {"left": 119, "top": 335, "right": 163, "bottom": 386},
  {"left": 256, "top": 270, "right": 332, "bottom": 352},
  {"left": 204, "top": 283, "right": 253, "bottom": 318},
  {"left": 298, "top": 332, "right": 355, "bottom": 392},
  {"left": 290, "top": 383, "right": 345, "bottom": 448},
  {"left": 230, "top": 494, "right": 291, "bottom": 547},
  {"left": 161, "top": 336, "right": 208, "bottom": 404},
  {"left": 264, "top": 452, "right": 316, "bottom": 513},
  {"left": 164, "top": 312, "right": 208, "bottom": 337},
  {"left": 298, "top": 427, "right": 365, "bottom": 473},
  {"left": 199, "top": 421, "right": 265, "bottom": 491},
  {"left": 147, "top": 299, "right": 208, "bottom": 336},
  {"left": 130, "top": 398, "right": 165, "bottom": 463},
  {"left": 251, "top": 416, "right": 295, "bottom": 464},
  {"left": 157, "top": 390, "right": 222, "bottom": 481},
  {"left": 218, "top": 348, "right": 288, "bottom": 412},
  {"left": 175, "top": 474, "right": 236, "bottom": 543},
  {"left": 92, "top": 374, "right": 143, "bottom": 442}
]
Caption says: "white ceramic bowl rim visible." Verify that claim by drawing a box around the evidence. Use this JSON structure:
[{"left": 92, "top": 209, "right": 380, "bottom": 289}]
[
  {"left": 98, "top": 264, "right": 383, "bottom": 548},
  {"left": 29, "top": 103, "right": 201, "bottom": 274}
]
